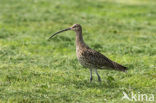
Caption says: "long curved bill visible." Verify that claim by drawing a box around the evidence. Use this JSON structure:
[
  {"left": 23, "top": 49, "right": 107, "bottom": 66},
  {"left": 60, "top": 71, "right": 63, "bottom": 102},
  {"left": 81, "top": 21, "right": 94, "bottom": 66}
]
[{"left": 48, "top": 28, "right": 71, "bottom": 41}]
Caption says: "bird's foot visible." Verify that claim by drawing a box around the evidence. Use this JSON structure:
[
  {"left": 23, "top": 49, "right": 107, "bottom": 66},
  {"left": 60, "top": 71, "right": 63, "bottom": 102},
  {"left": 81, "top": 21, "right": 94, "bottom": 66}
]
[
  {"left": 90, "top": 77, "right": 93, "bottom": 83},
  {"left": 98, "top": 76, "right": 101, "bottom": 82}
]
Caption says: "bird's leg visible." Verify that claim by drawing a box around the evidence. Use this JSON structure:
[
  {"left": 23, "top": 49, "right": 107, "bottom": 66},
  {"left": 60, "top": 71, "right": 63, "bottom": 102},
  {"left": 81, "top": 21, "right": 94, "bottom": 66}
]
[
  {"left": 90, "top": 68, "right": 93, "bottom": 83},
  {"left": 95, "top": 69, "right": 101, "bottom": 82}
]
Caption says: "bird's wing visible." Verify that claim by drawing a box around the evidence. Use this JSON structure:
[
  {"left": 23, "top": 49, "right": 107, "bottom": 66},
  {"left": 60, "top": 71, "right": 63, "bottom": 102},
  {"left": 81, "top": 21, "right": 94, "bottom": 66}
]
[
  {"left": 81, "top": 48, "right": 127, "bottom": 71},
  {"left": 81, "top": 48, "right": 115, "bottom": 69}
]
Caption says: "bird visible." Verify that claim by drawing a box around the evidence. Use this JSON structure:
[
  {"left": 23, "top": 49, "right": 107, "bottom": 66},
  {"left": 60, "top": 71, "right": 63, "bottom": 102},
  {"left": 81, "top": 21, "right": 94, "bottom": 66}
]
[{"left": 48, "top": 24, "right": 127, "bottom": 82}]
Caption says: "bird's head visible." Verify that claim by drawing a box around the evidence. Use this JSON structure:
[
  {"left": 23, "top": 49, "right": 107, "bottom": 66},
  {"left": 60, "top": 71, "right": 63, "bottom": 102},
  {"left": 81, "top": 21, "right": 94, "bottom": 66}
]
[
  {"left": 70, "top": 24, "right": 82, "bottom": 31},
  {"left": 48, "top": 24, "right": 81, "bottom": 40}
]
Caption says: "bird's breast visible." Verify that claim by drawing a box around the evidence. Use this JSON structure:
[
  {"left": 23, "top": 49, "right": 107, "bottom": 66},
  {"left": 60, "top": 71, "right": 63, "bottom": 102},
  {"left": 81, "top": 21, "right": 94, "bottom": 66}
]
[
  {"left": 76, "top": 46, "right": 82, "bottom": 59},
  {"left": 76, "top": 47, "right": 95, "bottom": 68}
]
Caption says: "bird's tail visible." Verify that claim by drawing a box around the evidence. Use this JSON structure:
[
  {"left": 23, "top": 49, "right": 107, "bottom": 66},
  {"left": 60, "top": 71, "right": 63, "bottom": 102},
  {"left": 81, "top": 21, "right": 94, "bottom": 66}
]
[{"left": 113, "top": 62, "right": 128, "bottom": 72}]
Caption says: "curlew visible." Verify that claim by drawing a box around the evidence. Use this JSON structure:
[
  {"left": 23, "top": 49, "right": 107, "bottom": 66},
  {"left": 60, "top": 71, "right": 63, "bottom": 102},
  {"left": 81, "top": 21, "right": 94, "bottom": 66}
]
[{"left": 48, "top": 24, "right": 127, "bottom": 82}]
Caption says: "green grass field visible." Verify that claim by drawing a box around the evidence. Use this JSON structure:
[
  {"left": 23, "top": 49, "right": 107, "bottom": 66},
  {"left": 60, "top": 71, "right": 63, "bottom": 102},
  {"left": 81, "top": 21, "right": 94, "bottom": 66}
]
[{"left": 0, "top": 0, "right": 156, "bottom": 102}]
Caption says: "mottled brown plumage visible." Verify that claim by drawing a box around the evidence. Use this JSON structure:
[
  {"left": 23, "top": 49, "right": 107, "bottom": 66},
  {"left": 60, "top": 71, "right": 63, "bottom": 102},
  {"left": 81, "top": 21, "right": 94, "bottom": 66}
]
[{"left": 48, "top": 24, "right": 127, "bottom": 82}]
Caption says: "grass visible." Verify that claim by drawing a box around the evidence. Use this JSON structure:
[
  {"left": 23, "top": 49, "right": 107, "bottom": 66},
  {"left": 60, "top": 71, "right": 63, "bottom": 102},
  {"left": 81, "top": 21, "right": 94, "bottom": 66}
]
[{"left": 0, "top": 0, "right": 156, "bottom": 102}]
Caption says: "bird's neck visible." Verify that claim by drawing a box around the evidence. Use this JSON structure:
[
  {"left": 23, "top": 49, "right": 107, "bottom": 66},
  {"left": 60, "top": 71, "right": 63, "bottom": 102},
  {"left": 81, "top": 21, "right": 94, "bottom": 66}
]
[{"left": 76, "top": 30, "right": 87, "bottom": 49}]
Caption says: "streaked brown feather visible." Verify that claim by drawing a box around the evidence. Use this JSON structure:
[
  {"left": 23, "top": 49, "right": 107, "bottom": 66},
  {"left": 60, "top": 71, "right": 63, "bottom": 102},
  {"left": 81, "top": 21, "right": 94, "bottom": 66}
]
[{"left": 76, "top": 44, "right": 127, "bottom": 72}]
